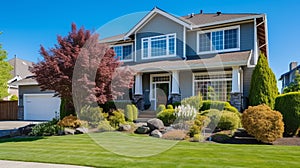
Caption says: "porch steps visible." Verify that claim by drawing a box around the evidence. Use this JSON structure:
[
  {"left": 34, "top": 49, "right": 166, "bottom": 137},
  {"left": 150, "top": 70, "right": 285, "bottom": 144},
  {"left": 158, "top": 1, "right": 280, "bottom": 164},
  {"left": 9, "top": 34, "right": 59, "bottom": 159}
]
[{"left": 135, "top": 110, "right": 157, "bottom": 123}]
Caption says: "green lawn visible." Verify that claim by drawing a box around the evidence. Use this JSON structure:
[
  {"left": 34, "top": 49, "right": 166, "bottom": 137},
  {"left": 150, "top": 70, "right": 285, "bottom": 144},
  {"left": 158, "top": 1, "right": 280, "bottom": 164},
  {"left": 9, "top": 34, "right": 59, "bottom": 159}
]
[{"left": 0, "top": 132, "right": 299, "bottom": 168}]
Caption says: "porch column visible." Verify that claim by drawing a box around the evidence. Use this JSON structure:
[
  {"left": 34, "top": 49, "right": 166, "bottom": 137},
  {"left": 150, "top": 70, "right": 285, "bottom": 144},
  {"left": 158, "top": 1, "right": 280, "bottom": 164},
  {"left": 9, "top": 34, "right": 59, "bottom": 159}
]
[
  {"left": 231, "top": 66, "right": 241, "bottom": 93},
  {"left": 230, "top": 66, "right": 243, "bottom": 112},
  {"left": 171, "top": 70, "right": 181, "bottom": 103},
  {"left": 134, "top": 73, "right": 143, "bottom": 95},
  {"left": 171, "top": 70, "right": 180, "bottom": 94}
]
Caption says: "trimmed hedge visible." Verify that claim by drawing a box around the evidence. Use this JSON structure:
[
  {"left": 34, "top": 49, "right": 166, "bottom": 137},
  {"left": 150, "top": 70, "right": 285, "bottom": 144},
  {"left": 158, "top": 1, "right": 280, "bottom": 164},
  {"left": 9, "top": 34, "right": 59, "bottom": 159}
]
[
  {"left": 200, "top": 100, "right": 239, "bottom": 114},
  {"left": 125, "top": 105, "right": 133, "bottom": 122},
  {"left": 274, "top": 92, "right": 300, "bottom": 136},
  {"left": 242, "top": 104, "right": 284, "bottom": 143},
  {"left": 157, "top": 104, "right": 166, "bottom": 113}
]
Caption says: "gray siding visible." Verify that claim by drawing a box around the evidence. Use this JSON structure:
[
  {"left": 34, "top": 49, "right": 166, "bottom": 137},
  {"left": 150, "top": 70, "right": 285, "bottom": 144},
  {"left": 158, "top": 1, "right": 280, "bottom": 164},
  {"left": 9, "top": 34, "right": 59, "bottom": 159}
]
[
  {"left": 19, "top": 85, "right": 55, "bottom": 106},
  {"left": 240, "top": 22, "right": 254, "bottom": 51},
  {"left": 179, "top": 70, "right": 193, "bottom": 99},
  {"left": 135, "top": 14, "right": 184, "bottom": 63},
  {"left": 186, "top": 22, "right": 255, "bottom": 58},
  {"left": 242, "top": 66, "right": 254, "bottom": 106}
]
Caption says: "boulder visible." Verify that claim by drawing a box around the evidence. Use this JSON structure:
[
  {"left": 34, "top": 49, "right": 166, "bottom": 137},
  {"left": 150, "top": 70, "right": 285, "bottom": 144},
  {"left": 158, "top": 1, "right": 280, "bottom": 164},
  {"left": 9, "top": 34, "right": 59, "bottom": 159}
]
[
  {"left": 150, "top": 129, "right": 162, "bottom": 138},
  {"left": 119, "top": 124, "right": 132, "bottom": 131},
  {"left": 64, "top": 128, "right": 75, "bottom": 135},
  {"left": 147, "top": 118, "right": 164, "bottom": 131},
  {"left": 75, "top": 127, "right": 88, "bottom": 134},
  {"left": 135, "top": 126, "right": 151, "bottom": 134}
]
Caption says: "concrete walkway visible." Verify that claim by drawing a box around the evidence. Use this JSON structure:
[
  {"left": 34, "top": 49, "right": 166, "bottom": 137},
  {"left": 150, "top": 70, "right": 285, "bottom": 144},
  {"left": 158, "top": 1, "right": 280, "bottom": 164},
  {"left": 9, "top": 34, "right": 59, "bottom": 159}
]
[
  {"left": 0, "top": 121, "right": 41, "bottom": 130},
  {"left": 0, "top": 160, "right": 92, "bottom": 168}
]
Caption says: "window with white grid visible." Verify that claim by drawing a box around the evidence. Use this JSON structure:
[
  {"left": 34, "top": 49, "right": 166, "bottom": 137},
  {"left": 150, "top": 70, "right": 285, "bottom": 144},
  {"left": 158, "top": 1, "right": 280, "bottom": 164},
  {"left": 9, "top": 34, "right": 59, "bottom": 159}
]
[
  {"left": 142, "top": 33, "right": 176, "bottom": 59},
  {"left": 113, "top": 44, "right": 133, "bottom": 61},
  {"left": 197, "top": 26, "right": 239, "bottom": 54},
  {"left": 194, "top": 73, "right": 232, "bottom": 101},
  {"left": 152, "top": 76, "right": 170, "bottom": 82}
]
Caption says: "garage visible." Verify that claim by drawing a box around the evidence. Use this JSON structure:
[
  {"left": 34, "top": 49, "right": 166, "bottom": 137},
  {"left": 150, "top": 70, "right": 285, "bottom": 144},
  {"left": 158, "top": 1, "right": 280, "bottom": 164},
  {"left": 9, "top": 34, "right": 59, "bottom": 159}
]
[{"left": 23, "top": 94, "right": 61, "bottom": 121}]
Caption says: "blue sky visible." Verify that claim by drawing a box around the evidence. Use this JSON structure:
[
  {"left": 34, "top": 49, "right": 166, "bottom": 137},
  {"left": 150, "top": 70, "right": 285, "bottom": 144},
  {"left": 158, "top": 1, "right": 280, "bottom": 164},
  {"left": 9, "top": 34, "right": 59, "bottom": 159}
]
[{"left": 0, "top": 0, "right": 300, "bottom": 89}]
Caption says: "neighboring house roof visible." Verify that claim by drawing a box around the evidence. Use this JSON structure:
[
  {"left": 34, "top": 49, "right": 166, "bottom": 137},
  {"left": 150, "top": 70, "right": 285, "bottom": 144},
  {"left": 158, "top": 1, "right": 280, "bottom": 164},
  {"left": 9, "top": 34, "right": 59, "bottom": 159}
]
[
  {"left": 126, "top": 50, "right": 252, "bottom": 73},
  {"left": 279, "top": 65, "right": 300, "bottom": 80},
  {"left": 12, "top": 76, "right": 38, "bottom": 86},
  {"left": 8, "top": 57, "right": 34, "bottom": 79},
  {"left": 99, "top": 33, "right": 126, "bottom": 44}
]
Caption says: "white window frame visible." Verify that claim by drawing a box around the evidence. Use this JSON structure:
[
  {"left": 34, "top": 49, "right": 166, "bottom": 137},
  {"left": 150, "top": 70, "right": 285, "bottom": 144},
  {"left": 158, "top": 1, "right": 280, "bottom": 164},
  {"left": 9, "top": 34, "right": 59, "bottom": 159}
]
[
  {"left": 192, "top": 71, "right": 232, "bottom": 101},
  {"left": 197, "top": 25, "right": 240, "bottom": 55},
  {"left": 141, "top": 33, "right": 177, "bottom": 59},
  {"left": 112, "top": 43, "right": 133, "bottom": 62}
]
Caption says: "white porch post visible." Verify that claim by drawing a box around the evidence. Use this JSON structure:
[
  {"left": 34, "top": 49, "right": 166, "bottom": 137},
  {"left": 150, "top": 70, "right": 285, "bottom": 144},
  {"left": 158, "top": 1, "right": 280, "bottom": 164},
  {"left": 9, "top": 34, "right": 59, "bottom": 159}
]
[
  {"left": 171, "top": 70, "right": 180, "bottom": 94},
  {"left": 134, "top": 73, "right": 143, "bottom": 95},
  {"left": 231, "top": 66, "right": 241, "bottom": 93}
]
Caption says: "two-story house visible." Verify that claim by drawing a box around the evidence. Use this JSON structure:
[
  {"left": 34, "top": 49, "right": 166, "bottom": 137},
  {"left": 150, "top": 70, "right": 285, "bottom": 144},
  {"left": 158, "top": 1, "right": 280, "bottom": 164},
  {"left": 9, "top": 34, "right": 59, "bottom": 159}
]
[
  {"left": 101, "top": 7, "right": 268, "bottom": 111},
  {"left": 280, "top": 62, "right": 300, "bottom": 92}
]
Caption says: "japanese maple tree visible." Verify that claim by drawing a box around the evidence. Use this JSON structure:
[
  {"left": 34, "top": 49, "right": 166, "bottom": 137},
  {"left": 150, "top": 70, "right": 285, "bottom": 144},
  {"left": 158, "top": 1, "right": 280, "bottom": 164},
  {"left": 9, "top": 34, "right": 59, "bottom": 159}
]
[{"left": 31, "top": 23, "right": 134, "bottom": 117}]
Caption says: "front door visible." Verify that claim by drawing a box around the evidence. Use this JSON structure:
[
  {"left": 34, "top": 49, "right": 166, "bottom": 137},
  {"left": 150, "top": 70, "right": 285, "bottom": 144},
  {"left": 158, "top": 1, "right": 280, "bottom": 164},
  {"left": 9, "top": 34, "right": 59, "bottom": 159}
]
[{"left": 150, "top": 74, "right": 171, "bottom": 110}]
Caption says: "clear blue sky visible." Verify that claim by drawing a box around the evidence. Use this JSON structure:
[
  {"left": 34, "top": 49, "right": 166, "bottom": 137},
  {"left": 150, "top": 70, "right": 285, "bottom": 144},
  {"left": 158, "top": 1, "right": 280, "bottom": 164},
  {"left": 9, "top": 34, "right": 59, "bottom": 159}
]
[{"left": 1, "top": 0, "right": 299, "bottom": 90}]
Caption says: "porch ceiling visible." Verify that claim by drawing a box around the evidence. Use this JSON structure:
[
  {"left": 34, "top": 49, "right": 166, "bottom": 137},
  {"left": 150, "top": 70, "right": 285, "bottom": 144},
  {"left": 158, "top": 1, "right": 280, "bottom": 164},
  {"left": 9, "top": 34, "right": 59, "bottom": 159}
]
[{"left": 125, "top": 50, "right": 252, "bottom": 73}]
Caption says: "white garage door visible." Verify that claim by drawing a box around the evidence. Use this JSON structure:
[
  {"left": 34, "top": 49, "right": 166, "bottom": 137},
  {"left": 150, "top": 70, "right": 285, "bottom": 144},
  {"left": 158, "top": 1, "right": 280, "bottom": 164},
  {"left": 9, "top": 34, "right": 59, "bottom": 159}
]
[{"left": 24, "top": 94, "right": 61, "bottom": 121}]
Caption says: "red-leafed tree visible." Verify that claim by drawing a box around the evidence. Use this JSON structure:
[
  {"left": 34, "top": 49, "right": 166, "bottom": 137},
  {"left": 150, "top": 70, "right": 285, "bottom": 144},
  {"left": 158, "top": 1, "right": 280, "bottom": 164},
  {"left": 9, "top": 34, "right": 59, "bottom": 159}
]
[{"left": 31, "top": 23, "right": 135, "bottom": 118}]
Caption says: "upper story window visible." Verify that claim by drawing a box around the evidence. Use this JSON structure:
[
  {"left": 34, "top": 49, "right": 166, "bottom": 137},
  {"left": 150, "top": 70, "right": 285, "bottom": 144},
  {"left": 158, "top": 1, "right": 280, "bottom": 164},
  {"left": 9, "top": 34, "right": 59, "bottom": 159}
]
[
  {"left": 197, "top": 26, "right": 240, "bottom": 54},
  {"left": 142, "top": 33, "right": 176, "bottom": 59},
  {"left": 113, "top": 44, "right": 133, "bottom": 61}
]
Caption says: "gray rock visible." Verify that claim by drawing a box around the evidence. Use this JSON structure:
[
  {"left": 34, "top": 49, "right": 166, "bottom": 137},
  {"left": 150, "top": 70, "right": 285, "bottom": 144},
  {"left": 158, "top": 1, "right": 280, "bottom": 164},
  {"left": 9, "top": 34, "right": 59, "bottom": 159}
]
[
  {"left": 135, "top": 126, "right": 151, "bottom": 134},
  {"left": 147, "top": 118, "right": 164, "bottom": 131},
  {"left": 75, "top": 127, "right": 88, "bottom": 134},
  {"left": 64, "top": 128, "right": 75, "bottom": 135},
  {"left": 150, "top": 129, "right": 162, "bottom": 138},
  {"left": 119, "top": 124, "right": 132, "bottom": 131}
]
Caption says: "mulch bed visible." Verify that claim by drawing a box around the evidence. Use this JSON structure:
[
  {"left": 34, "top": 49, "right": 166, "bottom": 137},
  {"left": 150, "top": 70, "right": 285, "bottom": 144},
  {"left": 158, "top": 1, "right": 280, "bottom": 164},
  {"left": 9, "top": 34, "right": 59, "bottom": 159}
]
[{"left": 273, "top": 137, "right": 300, "bottom": 146}]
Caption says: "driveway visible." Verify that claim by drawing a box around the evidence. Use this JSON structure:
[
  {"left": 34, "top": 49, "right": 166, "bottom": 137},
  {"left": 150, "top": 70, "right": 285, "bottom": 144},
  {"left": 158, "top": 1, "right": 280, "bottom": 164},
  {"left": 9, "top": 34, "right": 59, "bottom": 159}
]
[
  {"left": 0, "top": 121, "right": 41, "bottom": 130},
  {"left": 0, "top": 160, "right": 92, "bottom": 168}
]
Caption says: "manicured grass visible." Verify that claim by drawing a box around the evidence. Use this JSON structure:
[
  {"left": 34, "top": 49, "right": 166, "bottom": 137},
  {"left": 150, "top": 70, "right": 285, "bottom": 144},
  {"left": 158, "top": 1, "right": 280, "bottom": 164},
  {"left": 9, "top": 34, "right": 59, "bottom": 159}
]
[{"left": 0, "top": 132, "right": 299, "bottom": 167}]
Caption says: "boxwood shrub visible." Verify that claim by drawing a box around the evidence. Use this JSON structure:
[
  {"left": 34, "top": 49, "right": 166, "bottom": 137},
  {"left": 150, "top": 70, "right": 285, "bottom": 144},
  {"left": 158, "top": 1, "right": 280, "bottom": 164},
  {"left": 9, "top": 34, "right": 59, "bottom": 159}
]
[
  {"left": 274, "top": 92, "right": 300, "bottom": 136},
  {"left": 157, "top": 109, "right": 176, "bottom": 126},
  {"left": 200, "top": 100, "right": 239, "bottom": 114}
]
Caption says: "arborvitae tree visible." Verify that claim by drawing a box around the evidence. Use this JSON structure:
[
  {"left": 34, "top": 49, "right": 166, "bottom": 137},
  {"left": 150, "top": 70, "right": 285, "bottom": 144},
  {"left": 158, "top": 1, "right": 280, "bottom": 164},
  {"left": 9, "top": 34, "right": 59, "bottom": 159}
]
[
  {"left": 31, "top": 23, "right": 134, "bottom": 117},
  {"left": 249, "top": 53, "right": 278, "bottom": 109},
  {"left": 283, "top": 70, "right": 300, "bottom": 93},
  {"left": 0, "top": 33, "right": 13, "bottom": 99}
]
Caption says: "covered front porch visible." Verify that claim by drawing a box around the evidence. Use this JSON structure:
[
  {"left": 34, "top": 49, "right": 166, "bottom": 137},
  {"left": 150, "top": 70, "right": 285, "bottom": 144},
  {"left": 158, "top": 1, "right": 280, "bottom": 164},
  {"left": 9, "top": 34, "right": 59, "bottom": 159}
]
[{"left": 128, "top": 50, "right": 252, "bottom": 111}]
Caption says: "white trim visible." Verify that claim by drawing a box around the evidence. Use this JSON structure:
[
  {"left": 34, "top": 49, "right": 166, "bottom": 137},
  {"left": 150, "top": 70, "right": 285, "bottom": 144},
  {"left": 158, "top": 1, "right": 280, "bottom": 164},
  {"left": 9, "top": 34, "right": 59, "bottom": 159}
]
[
  {"left": 231, "top": 66, "right": 241, "bottom": 93},
  {"left": 196, "top": 25, "right": 240, "bottom": 55},
  {"left": 141, "top": 33, "right": 177, "bottom": 59},
  {"left": 183, "top": 26, "right": 186, "bottom": 59},
  {"left": 240, "top": 68, "right": 244, "bottom": 93},
  {"left": 150, "top": 73, "right": 171, "bottom": 109},
  {"left": 191, "top": 14, "right": 265, "bottom": 29},
  {"left": 134, "top": 32, "right": 137, "bottom": 62},
  {"left": 112, "top": 43, "right": 134, "bottom": 62},
  {"left": 171, "top": 70, "right": 180, "bottom": 94},
  {"left": 253, "top": 18, "right": 258, "bottom": 65},
  {"left": 264, "top": 15, "right": 269, "bottom": 58},
  {"left": 125, "top": 7, "right": 191, "bottom": 38},
  {"left": 134, "top": 73, "right": 143, "bottom": 95}
]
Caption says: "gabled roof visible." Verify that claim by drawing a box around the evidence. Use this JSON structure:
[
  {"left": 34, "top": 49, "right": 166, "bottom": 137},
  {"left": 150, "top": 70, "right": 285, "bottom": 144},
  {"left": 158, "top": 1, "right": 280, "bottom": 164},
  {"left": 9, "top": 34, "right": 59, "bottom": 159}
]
[
  {"left": 8, "top": 57, "right": 34, "bottom": 79},
  {"left": 279, "top": 65, "right": 300, "bottom": 80},
  {"left": 12, "top": 76, "right": 38, "bottom": 86},
  {"left": 181, "top": 13, "right": 264, "bottom": 28},
  {"left": 124, "top": 7, "right": 192, "bottom": 38}
]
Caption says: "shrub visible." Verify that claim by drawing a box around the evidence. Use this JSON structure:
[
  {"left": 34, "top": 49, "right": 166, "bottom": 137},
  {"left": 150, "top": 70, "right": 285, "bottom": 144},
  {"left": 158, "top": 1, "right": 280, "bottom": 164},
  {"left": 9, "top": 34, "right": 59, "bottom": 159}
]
[
  {"left": 249, "top": 53, "right": 278, "bottom": 109},
  {"left": 201, "top": 101, "right": 237, "bottom": 112},
  {"left": 190, "top": 134, "right": 204, "bottom": 142},
  {"left": 188, "top": 114, "right": 209, "bottom": 137},
  {"left": 200, "top": 109, "right": 241, "bottom": 131},
  {"left": 175, "top": 105, "right": 197, "bottom": 122},
  {"left": 108, "top": 110, "right": 126, "bottom": 129},
  {"left": 242, "top": 104, "right": 284, "bottom": 143},
  {"left": 157, "top": 104, "right": 166, "bottom": 113},
  {"left": 57, "top": 115, "right": 82, "bottom": 128},
  {"left": 59, "top": 98, "right": 76, "bottom": 119},
  {"left": 78, "top": 105, "right": 107, "bottom": 128},
  {"left": 172, "top": 102, "right": 181, "bottom": 108},
  {"left": 218, "top": 111, "right": 240, "bottom": 130},
  {"left": 274, "top": 92, "right": 300, "bottom": 136},
  {"left": 162, "top": 129, "right": 187, "bottom": 140},
  {"left": 132, "top": 105, "right": 138, "bottom": 120},
  {"left": 125, "top": 105, "right": 133, "bottom": 122},
  {"left": 167, "top": 104, "right": 174, "bottom": 109},
  {"left": 181, "top": 94, "right": 203, "bottom": 111},
  {"left": 10, "top": 95, "right": 18, "bottom": 101},
  {"left": 97, "top": 120, "right": 115, "bottom": 132},
  {"left": 157, "top": 109, "right": 176, "bottom": 126},
  {"left": 30, "top": 119, "right": 62, "bottom": 136}
]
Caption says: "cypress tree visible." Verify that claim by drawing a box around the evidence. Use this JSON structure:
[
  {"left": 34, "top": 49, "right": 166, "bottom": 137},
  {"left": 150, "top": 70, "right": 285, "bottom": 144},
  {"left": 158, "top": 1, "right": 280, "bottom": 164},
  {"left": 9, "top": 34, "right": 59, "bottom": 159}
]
[{"left": 249, "top": 53, "right": 278, "bottom": 109}]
